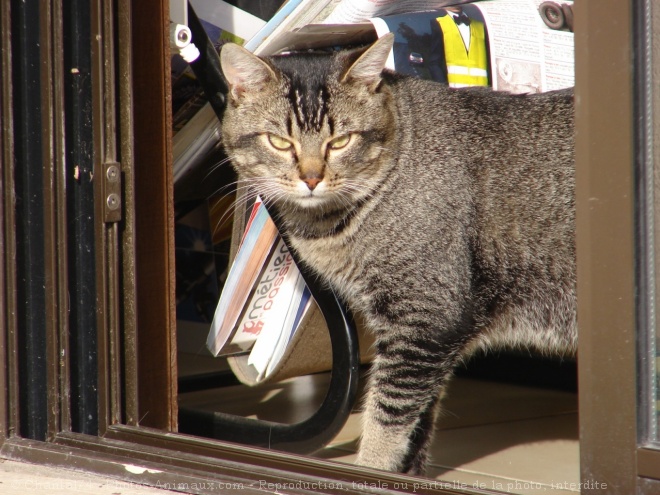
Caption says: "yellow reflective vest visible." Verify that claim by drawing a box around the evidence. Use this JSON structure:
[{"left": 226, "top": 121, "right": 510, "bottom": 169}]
[{"left": 437, "top": 15, "right": 488, "bottom": 87}]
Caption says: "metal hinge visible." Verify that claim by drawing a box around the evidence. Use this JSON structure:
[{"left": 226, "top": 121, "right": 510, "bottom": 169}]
[{"left": 103, "top": 161, "right": 122, "bottom": 223}]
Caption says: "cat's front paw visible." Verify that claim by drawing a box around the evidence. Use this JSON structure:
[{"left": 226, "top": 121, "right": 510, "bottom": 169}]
[
  {"left": 355, "top": 435, "right": 429, "bottom": 475},
  {"left": 355, "top": 450, "right": 428, "bottom": 475},
  {"left": 354, "top": 450, "right": 401, "bottom": 473}
]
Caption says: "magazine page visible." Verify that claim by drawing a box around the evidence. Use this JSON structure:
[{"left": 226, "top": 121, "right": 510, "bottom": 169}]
[
  {"left": 246, "top": 244, "right": 308, "bottom": 380},
  {"left": 206, "top": 200, "right": 279, "bottom": 356},
  {"left": 263, "top": 286, "right": 312, "bottom": 380},
  {"left": 227, "top": 238, "right": 298, "bottom": 355},
  {"left": 474, "top": 0, "right": 573, "bottom": 91},
  {"left": 323, "top": 0, "right": 473, "bottom": 24},
  {"left": 244, "top": 0, "right": 337, "bottom": 55},
  {"left": 255, "top": 22, "right": 378, "bottom": 55},
  {"left": 190, "top": 0, "right": 266, "bottom": 44}
]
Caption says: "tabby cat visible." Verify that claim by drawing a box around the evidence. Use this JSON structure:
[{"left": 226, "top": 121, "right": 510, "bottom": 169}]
[{"left": 219, "top": 33, "right": 575, "bottom": 475}]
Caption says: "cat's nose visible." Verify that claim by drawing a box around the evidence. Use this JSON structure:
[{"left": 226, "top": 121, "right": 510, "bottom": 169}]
[
  {"left": 301, "top": 173, "right": 323, "bottom": 190},
  {"left": 299, "top": 157, "right": 324, "bottom": 190},
  {"left": 303, "top": 177, "right": 321, "bottom": 190}
]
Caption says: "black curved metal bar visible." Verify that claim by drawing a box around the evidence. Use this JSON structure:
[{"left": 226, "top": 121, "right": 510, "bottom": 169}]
[{"left": 177, "top": 4, "right": 361, "bottom": 454}]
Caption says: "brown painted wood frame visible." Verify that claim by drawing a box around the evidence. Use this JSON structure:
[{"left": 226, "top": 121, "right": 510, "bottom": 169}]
[
  {"left": 575, "top": 0, "right": 660, "bottom": 493},
  {"left": 3, "top": 0, "right": 660, "bottom": 494},
  {"left": 130, "top": 0, "right": 178, "bottom": 432},
  {"left": 574, "top": 0, "right": 637, "bottom": 492}
]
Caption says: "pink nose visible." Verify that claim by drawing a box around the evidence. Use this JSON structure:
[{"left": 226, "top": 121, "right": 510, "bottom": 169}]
[{"left": 303, "top": 176, "right": 322, "bottom": 190}]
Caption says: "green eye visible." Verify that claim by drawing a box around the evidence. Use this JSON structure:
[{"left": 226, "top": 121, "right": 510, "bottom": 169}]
[
  {"left": 267, "top": 134, "right": 293, "bottom": 151},
  {"left": 328, "top": 134, "right": 351, "bottom": 150}
]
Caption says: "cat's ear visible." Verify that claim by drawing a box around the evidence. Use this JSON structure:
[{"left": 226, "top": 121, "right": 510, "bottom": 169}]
[
  {"left": 341, "top": 33, "right": 394, "bottom": 91},
  {"left": 220, "top": 43, "right": 278, "bottom": 102}
]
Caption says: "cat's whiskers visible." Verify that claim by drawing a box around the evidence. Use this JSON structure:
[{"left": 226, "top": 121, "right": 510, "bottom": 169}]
[
  {"left": 210, "top": 186, "right": 260, "bottom": 234},
  {"left": 210, "top": 182, "right": 289, "bottom": 237},
  {"left": 210, "top": 177, "right": 270, "bottom": 204},
  {"left": 206, "top": 164, "right": 292, "bottom": 233},
  {"left": 339, "top": 179, "right": 380, "bottom": 203},
  {"left": 205, "top": 155, "right": 237, "bottom": 179}
]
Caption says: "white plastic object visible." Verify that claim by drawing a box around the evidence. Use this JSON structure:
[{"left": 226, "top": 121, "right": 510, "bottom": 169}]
[{"left": 169, "top": 23, "right": 200, "bottom": 62}]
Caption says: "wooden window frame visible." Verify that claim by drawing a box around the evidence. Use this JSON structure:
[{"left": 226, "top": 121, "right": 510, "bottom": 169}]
[
  {"left": 575, "top": 0, "right": 660, "bottom": 492},
  {"left": 2, "top": 0, "right": 660, "bottom": 494}
]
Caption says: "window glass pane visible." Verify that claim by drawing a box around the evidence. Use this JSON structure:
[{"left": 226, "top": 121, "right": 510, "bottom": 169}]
[
  {"left": 641, "top": 0, "right": 660, "bottom": 445},
  {"left": 654, "top": 4, "right": 660, "bottom": 443}
]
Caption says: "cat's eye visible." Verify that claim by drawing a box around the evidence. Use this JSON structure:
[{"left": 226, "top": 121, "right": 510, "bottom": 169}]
[
  {"left": 328, "top": 134, "right": 352, "bottom": 150},
  {"left": 267, "top": 134, "right": 293, "bottom": 151}
]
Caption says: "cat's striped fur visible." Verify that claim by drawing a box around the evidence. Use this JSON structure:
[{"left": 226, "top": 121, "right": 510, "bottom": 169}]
[{"left": 219, "top": 34, "right": 575, "bottom": 474}]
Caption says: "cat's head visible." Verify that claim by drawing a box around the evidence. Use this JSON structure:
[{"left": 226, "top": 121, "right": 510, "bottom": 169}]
[{"left": 219, "top": 34, "right": 396, "bottom": 211}]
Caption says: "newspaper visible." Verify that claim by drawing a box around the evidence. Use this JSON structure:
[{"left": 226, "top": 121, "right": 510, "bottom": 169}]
[
  {"left": 323, "top": 0, "right": 472, "bottom": 24},
  {"left": 475, "top": 0, "right": 573, "bottom": 92}
]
